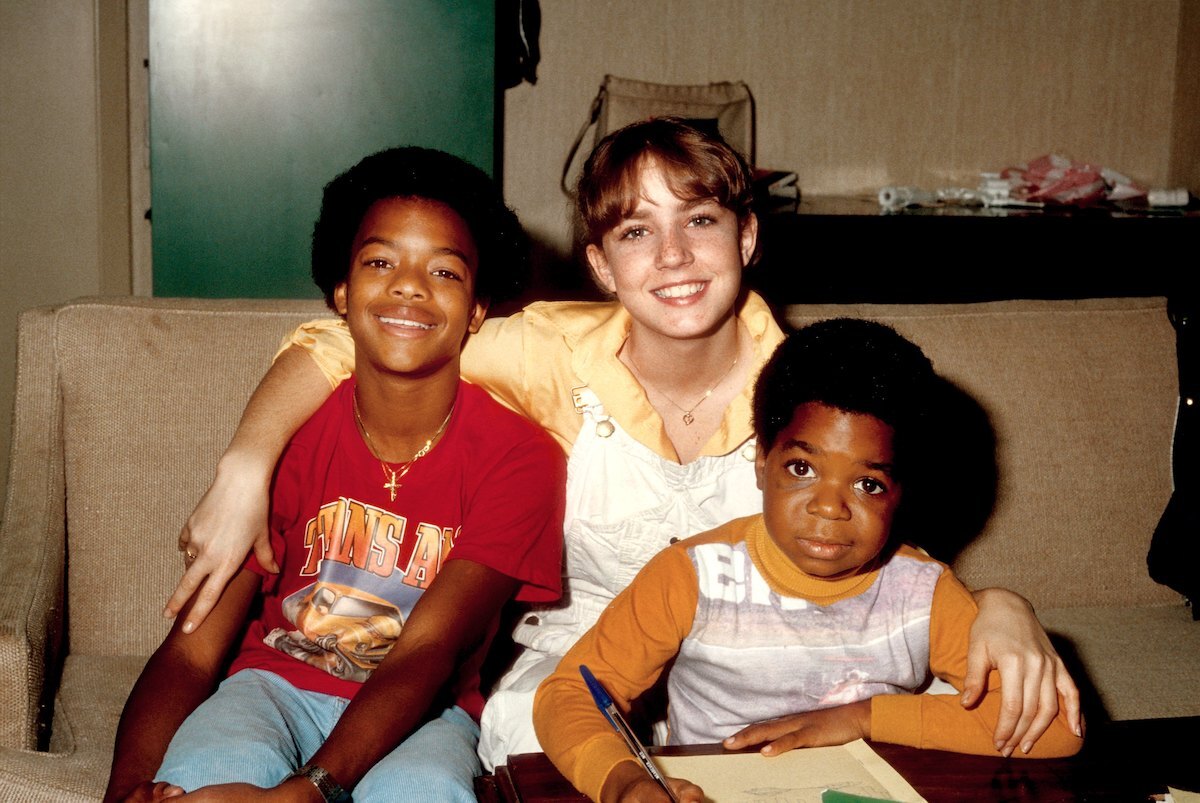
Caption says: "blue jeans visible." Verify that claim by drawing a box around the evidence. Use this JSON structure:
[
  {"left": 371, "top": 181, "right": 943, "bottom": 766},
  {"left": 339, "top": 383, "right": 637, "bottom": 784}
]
[{"left": 156, "top": 669, "right": 480, "bottom": 801}]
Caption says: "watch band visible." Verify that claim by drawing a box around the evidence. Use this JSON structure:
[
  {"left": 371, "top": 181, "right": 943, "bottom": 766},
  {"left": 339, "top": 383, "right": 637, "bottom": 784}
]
[{"left": 289, "top": 763, "right": 351, "bottom": 803}]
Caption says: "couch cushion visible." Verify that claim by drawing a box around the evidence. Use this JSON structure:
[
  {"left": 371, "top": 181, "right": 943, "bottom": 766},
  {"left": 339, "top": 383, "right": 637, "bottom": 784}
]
[
  {"left": 1040, "top": 604, "right": 1200, "bottom": 721},
  {"left": 0, "top": 654, "right": 144, "bottom": 801}
]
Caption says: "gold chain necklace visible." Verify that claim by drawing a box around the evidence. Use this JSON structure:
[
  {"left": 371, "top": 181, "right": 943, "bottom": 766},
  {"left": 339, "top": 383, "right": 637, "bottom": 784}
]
[
  {"left": 353, "top": 394, "right": 453, "bottom": 501},
  {"left": 628, "top": 349, "right": 740, "bottom": 427}
]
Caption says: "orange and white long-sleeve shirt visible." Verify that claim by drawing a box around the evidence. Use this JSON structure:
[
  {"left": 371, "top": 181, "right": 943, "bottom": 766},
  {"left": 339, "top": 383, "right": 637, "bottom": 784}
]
[{"left": 533, "top": 514, "right": 1082, "bottom": 802}]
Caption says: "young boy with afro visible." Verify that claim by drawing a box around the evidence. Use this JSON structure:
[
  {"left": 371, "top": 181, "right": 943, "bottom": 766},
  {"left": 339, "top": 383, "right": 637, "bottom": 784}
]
[
  {"left": 532, "top": 318, "right": 1082, "bottom": 803},
  {"left": 104, "top": 147, "right": 565, "bottom": 803}
]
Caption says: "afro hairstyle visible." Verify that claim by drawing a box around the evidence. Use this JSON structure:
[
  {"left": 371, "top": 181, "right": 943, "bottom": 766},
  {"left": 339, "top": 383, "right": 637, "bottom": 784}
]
[
  {"left": 310, "top": 146, "right": 530, "bottom": 310},
  {"left": 752, "top": 317, "right": 936, "bottom": 483}
]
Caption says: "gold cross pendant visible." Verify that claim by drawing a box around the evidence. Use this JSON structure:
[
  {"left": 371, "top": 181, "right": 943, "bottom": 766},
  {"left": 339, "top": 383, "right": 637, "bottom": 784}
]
[{"left": 384, "top": 470, "right": 401, "bottom": 501}]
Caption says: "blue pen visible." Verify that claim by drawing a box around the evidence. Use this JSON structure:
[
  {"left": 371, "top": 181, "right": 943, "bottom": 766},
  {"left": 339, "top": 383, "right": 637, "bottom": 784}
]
[{"left": 580, "top": 664, "right": 678, "bottom": 802}]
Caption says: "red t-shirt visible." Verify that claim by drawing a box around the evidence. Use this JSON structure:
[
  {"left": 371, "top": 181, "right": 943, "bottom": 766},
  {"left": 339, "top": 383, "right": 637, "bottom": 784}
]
[{"left": 229, "top": 378, "right": 564, "bottom": 719}]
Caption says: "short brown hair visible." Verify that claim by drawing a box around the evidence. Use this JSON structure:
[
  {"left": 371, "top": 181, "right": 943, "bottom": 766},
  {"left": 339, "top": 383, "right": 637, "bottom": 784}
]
[{"left": 576, "top": 117, "right": 755, "bottom": 246}]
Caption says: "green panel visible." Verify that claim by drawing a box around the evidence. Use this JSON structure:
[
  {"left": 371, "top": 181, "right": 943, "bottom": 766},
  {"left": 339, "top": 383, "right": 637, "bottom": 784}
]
[{"left": 150, "top": 0, "right": 495, "bottom": 298}]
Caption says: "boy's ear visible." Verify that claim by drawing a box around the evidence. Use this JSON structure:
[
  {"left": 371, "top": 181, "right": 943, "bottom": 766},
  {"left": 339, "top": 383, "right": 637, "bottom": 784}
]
[
  {"left": 754, "top": 439, "right": 767, "bottom": 491},
  {"left": 586, "top": 244, "right": 617, "bottom": 294},
  {"left": 739, "top": 212, "right": 759, "bottom": 268},
  {"left": 333, "top": 282, "right": 349, "bottom": 316},
  {"left": 467, "top": 298, "right": 489, "bottom": 334}
]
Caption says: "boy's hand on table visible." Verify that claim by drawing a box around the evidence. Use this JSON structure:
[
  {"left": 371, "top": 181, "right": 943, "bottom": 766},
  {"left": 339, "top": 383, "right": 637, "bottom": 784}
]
[
  {"left": 165, "top": 453, "right": 277, "bottom": 634},
  {"left": 965, "top": 587, "right": 1083, "bottom": 756},
  {"left": 605, "top": 763, "right": 704, "bottom": 803},
  {"left": 722, "top": 700, "right": 871, "bottom": 756}
]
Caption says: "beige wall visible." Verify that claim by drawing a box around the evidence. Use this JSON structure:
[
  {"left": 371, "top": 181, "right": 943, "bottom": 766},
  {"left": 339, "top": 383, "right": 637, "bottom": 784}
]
[
  {"left": 1170, "top": 0, "right": 1200, "bottom": 189},
  {"left": 0, "top": 0, "right": 132, "bottom": 519},
  {"left": 503, "top": 0, "right": 1198, "bottom": 257},
  {"left": 1, "top": 0, "right": 1195, "bottom": 519}
]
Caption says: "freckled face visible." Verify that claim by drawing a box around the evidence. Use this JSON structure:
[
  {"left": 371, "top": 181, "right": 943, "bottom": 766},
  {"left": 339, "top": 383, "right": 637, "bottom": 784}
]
[
  {"left": 333, "top": 197, "right": 486, "bottom": 378},
  {"left": 585, "top": 160, "right": 756, "bottom": 342},
  {"left": 755, "top": 403, "right": 901, "bottom": 579}
]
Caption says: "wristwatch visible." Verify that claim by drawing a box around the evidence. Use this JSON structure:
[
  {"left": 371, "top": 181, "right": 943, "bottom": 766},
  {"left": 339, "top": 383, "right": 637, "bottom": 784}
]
[{"left": 288, "top": 763, "right": 351, "bottom": 803}]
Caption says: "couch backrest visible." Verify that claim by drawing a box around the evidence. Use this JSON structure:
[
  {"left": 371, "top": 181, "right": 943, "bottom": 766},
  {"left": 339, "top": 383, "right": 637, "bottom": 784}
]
[
  {"left": 784, "top": 297, "right": 1180, "bottom": 610},
  {"left": 48, "top": 298, "right": 334, "bottom": 656},
  {"left": 17, "top": 295, "right": 1181, "bottom": 658}
]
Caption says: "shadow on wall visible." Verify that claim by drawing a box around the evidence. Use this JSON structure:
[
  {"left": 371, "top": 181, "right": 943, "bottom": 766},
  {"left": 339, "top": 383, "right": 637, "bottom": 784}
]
[
  {"left": 493, "top": 233, "right": 603, "bottom": 318},
  {"left": 894, "top": 375, "right": 999, "bottom": 566}
]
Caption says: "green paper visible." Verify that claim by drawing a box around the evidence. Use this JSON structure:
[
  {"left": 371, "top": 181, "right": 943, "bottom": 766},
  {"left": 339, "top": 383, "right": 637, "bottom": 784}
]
[{"left": 822, "top": 790, "right": 902, "bottom": 803}]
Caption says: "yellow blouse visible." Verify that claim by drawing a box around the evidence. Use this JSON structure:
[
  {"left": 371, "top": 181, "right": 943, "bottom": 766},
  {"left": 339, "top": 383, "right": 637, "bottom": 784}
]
[{"left": 279, "top": 292, "right": 786, "bottom": 462}]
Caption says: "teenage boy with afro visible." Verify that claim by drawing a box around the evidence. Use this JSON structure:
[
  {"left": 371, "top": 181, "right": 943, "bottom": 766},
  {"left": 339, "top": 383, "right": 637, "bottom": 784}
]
[{"left": 104, "top": 147, "right": 565, "bottom": 803}]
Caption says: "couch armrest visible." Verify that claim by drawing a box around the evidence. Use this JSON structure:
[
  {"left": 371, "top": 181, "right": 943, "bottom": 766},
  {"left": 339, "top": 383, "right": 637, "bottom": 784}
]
[{"left": 0, "top": 305, "right": 67, "bottom": 750}]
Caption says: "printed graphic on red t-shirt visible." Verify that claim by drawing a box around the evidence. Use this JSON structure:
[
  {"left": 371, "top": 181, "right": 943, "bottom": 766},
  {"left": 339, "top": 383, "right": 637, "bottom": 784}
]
[{"left": 262, "top": 495, "right": 458, "bottom": 682}]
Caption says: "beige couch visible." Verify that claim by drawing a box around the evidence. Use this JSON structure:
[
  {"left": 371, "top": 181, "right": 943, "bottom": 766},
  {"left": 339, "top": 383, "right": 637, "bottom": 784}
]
[{"left": 1, "top": 295, "right": 1196, "bottom": 800}]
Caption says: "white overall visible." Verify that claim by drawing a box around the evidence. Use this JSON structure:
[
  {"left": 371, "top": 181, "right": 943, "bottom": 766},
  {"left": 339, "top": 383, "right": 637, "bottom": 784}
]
[{"left": 477, "top": 387, "right": 761, "bottom": 768}]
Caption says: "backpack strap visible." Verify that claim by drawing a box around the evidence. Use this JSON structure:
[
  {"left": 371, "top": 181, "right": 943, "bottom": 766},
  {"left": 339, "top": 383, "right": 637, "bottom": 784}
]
[{"left": 560, "top": 78, "right": 608, "bottom": 196}]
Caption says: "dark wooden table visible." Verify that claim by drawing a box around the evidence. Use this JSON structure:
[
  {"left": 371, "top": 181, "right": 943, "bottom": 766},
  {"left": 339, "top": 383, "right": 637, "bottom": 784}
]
[
  {"left": 747, "top": 195, "right": 1199, "bottom": 309},
  {"left": 476, "top": 716, "right": 1199, "bottom": 802}
]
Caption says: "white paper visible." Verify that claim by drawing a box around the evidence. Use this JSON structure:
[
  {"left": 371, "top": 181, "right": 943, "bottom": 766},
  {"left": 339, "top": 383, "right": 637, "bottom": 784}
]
[{"left": 654, "top": 739, "right": 926, "bottom": 803}]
